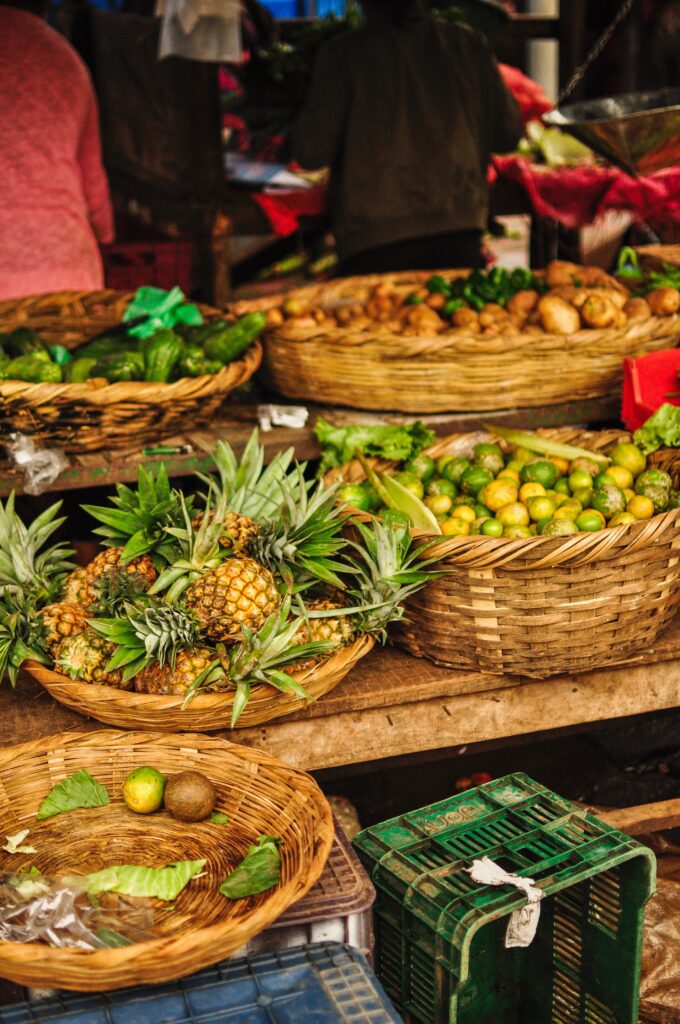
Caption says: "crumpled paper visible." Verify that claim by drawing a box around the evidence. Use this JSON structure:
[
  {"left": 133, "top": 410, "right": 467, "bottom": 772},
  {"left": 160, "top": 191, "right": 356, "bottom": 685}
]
[
  {"left": 258, "top": 404, "right": 309, "bottom": 432},
  {"left": 154, "top": 0, "right": 242, "bottom": 62},
  {"left": 5, "top": 434, "right": 69, "bottom": 496},
  {"left": 467, "top": 856, "right": 544, "bottom": 949}
]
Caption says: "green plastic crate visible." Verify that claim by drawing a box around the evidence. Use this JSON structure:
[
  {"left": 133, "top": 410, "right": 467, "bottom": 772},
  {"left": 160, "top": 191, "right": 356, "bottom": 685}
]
[{"left": 352, "top": 773, "right": 656, "bottom": 1024}]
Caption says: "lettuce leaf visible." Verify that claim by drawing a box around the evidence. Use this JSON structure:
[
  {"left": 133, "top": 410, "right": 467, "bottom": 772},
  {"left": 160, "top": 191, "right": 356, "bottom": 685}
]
[
  {"left": 83, "top": 860, "right": 206, "bottom": 901},
  {"left": 37, "top": 770, "right": 110, "bottom": 820},
  {"left": 315, "top": 417, "right": 435, "bottom": 475},
  {"left": 219, "top": 835, "right": 281, "bottom": 899},
  {"left": 634, "top": 404, "right": 680, "bottom": 454}
]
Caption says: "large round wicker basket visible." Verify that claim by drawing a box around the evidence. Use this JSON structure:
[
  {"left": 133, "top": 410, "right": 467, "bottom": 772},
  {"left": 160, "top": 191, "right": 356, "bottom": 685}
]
[
  {"left": 0, "top": 291, "right": 262, "bottom": 452},
  {"left": 338, "top": 428, "right": 680, "bottom": 678},
  {"left": 235, "top": 272, "right": 680, "bottom": 413},
  {"left": 25, "top": 635, "right": 374, "bottom": 732},
  {"left": 0, "top": 730, "right": 333, "bottom": 991}
]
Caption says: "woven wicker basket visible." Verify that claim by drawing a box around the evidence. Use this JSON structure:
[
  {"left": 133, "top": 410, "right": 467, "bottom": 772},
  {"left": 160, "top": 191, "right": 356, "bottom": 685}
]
[
  {"left": 0, "top": 291, "right": 262, "bottom": 452},
  {"left": 25, "top": 635, "right": 374, "bottom": 732},
  {"left": 635, "top": 244, "right": 680, "bottom": 271},
  {"left": 338, "top": 427, "right": 680, "bottom": 678},
  {"left": 0, "top": 729, "right": 333, "bottom": 991},
  {"left": 235, "top": 271, "right": 680, "bottom": 413}
]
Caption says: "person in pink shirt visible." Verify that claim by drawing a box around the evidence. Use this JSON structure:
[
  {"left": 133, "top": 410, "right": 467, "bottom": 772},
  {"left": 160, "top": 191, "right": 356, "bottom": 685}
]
[{"left": 0, "top": 0, "right": 114, "bottom": 300}]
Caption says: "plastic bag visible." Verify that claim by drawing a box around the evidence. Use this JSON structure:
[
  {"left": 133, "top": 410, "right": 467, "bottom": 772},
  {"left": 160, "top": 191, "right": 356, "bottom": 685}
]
[
  {"left": 4, "top": 434, "right": 69, "bottom": 496},
  {"left": 122, "top": 286, "right": 203, "bottom": 339},
  {"left": 0, "top": 872, "right": 154, "bottom": 950}
]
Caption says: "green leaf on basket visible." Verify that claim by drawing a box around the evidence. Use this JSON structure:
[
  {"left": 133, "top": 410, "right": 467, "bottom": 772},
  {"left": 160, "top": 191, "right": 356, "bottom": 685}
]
[
  {"left": 210, "top": 812, "right": 229, "bottom": 825},
  {"left": 95, "top": 928, "right": 135, "bottom": 948},
  {"left": 219, "top": 835, "right": 281, "bottom": 899},
  {"left": 84, "top": 860, "right": 206, "bottom": 902},
  {"left": 36, "top": 769, "right": 110, "bottom": 820}
]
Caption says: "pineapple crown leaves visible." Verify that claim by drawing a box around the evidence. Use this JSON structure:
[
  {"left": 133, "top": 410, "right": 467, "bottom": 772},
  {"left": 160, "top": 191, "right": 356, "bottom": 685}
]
[
  {"left": 88, "top": 569, "right": 153, "bottom": 617},
  {"left": 197, "top": 429, "right": 301, "bottom": 524},
  {"left": 0, "top": 592, "right": 50, "bottom": 686},
  {"left": 89, "top": 604, "right": 202, "bottom": 683},
  {"left": 191, "top": 596, "right": 334, "bottom": 726},
  {"left": 81, "top": 464, "right": 191, "bottom": 566},
  {"left": 148, "top": 494, "right": 227, "bottom": 604},
  {"left": 0, "top": 494, "right": 74, "bottom": 606},
  {"left": 252, "top": 469, "right": 351, "bottom": 590}
]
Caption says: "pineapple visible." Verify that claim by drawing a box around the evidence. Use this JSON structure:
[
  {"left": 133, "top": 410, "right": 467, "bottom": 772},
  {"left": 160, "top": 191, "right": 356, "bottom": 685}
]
[
  {"left": 85, "top": 548, "right": 158, "bottom": 589},
  {"left": 134, "top": 647, "right": 217, "bottom": 695},
  {"left": 39, "top": 601, "right": 88, "bottom": 655},
  {"left": 185, "top": 557, "right": 280, "bottom": 641},
  {"left": 63, "top": 567, "right": 95, "bottom": 607},
  {"left": 192, "top": 509, "right": 261, "bottom": 555},
  {"left": 89, "top": 605, "right": 204, "bottom": 686},
  {"left": 289, "top": 597, "right": 355, "bottom": 673},
  {"left": 55, "top": 629, "right": 127, "bottom": 688}
]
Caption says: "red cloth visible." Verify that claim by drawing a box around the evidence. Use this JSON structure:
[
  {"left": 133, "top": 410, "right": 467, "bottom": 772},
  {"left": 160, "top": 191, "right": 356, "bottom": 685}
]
[
  {"left": 252, "top": 186, "right": 328, "bottom": 236},
  {"left": 0, "top": 9, "right": 114, "bottom": 300},
  {"left": 491, "top": 155, "right": 680, "bottom": 230},
  {"left": 498, "top": 64, "right": 553, "bottom": 124}
]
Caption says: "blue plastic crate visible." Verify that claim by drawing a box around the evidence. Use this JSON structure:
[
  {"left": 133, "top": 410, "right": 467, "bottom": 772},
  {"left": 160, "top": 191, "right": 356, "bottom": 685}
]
[{"left": 0, "top": 943, "right": 401, "bottom": 1024}]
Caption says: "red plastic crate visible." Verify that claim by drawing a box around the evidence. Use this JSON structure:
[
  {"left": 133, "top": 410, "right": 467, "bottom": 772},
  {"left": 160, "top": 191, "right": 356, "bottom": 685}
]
[
  {"left": 101, "top": 239, "right": 194, "bottom": 294},
  {"left": 622, "top": 348, "right": 680, "bottom": 431}
]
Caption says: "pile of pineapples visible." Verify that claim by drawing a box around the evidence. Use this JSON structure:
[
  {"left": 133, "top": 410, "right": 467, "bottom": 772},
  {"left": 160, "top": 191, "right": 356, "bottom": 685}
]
[{"left": 0, "top": 433, "right": 435, "bottom": 725}]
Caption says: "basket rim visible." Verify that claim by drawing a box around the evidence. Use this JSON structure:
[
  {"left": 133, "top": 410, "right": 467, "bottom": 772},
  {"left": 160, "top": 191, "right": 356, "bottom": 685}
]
[
  {"left": 24, "top": 634, "right": 375, "bottom": 728},
  {"left": 0, "top": 729, "right": 334, "bottom": 988}
]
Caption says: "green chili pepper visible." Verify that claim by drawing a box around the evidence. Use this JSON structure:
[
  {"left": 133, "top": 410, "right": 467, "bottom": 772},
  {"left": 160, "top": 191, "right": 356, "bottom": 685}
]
[
  {"left": 426, "top": 274, "right": 451, "bottom": 296},
  {"left": 406, "top": 294, "right": 425, "bottom": 305},
  {"left": 616, "top": 246, "right": 643, "bottom": 280},
  {"left": 47, "top": 345, "right": 73, "bottom": 366},
  {"left": 443, "top": 297, "right": 464, "bottom": 318}
]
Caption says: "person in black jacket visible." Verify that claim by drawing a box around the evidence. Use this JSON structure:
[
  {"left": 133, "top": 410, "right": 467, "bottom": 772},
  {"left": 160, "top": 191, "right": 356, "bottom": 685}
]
[{"left": 293, "top": 0, "right": 522, "bottom": 274}]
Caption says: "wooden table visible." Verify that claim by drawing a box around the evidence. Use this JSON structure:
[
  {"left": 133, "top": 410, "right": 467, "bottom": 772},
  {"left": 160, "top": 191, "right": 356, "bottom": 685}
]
[
  {"left": 4, "top": 615, "right": 680, "bottom": 771},
  {"left": 0, "top": 394, "right": 620, "bottom": 497}
]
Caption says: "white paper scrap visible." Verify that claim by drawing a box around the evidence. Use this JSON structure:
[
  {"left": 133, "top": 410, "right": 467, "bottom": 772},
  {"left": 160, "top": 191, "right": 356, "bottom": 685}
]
[
  {"left": 258, "top": 404, "right": 309, "bottom": 431},
  {"left": 467, "top": 856, "right": 543, "bottom": 949},
  {"left": 3, "top": 829, "right": 37, "bottom": 855}
]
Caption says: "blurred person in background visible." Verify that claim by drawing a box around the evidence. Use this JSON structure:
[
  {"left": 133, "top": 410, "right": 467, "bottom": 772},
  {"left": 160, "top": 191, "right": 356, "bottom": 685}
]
[
  {"left": 0, "top": 0, "right": 113, "bottom": 299},
  {"left": 292, "top": 0, "right": 521, "bottom": 275}
]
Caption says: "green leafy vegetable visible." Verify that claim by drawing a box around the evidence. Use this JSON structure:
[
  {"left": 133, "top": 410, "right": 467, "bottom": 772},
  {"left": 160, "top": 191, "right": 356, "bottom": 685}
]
[
  {"left": 83, "top": 860, "right": 206, "bottom": 901},
  {"left": 315, "top": 418, "right": 435, "bottom": 475},
  {"left": 219, "top": 835, "right": 281, "bottom": 899},
  {"left": 634, "top": 404, "right": 680, "bottom": 454},
  {"left": 36, "top": 769, "right": 110, "bottom": 821},
  {"left": 210, "top": 812, "right": 229, "bottom": 825}
]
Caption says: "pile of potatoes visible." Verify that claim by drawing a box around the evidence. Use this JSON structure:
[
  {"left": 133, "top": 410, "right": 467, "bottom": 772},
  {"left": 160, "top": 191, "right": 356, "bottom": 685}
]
[{"left": 263, "top": 260, "right": 680, "bottom": 339}]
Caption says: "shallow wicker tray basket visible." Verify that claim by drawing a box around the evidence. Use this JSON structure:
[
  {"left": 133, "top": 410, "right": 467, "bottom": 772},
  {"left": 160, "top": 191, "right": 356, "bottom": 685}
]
[
  {"left": 0, "top": 290, "right": 262, "bottom": 452},
  {"left": 0, "top": 730, "right": 333, "bottom": 991},
  {"left": 340, "top": 427, "right": 680, "bottom": 678},
  {"left": 235, "top": 271, "right": 680, "bottom": 413},
  {"left": 25, "top": 635, "right": 374, "bottom": 732}
]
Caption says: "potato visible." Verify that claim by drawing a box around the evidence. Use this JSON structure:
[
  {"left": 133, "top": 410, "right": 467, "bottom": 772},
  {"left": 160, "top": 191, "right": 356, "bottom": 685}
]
[
  {"left": 266, "top": 308, "right": 284, "bottom": 328},
  {"left": 479, "top": 303, "right": 510, "bottom": 327},
  {"left": 647, "top": 288, "right": 680, "bottom": 316},
  {"left": 580, "top": 294, "right": 618, "bottom": 329},
  {"left": 546, "top": 260, "right": 582, "bottom": 288},
  {"left": 623, "top": 297, "right": 652, "bottom": 322},
  {"left": 452, "top": 308, "right": 480, "bottom": 330},
  {"left": 614, "top": 309, "right": 629, "bottom": 329},
  {"left": 507, "top": 290, "right": 539, "bottom": 316},
  {"left": 282, "top": 297, "right": 309, "bottom": 318},
  {"left": 426, "top": 292, "right": 446, "bottom": 310},
  {"left": 538, "top": 295, "right": 582, "bottom": 334}
]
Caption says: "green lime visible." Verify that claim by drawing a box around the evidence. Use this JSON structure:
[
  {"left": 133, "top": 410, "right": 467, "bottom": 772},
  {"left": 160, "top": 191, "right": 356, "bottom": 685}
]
[
  {"left": 480, "top": 518, "right": 504, "bottom": 537},
  {"left": 590, "top": 484, "right": 626, "bottom": 519},
  {"left": 568, "top": 469, "right": 594, "bottom": 492},
  {"left": 337, "top": 484, "right": 371, "bottom": 512},
  {"left": 424, "top": 494, "right": 453, "bottom": 517},
  {"left": 441, "top": 457, "right": 471, "bottom": 485},
  {"left": 436, "top": 454, "right": 455, "bottom": 476},
  {"left": 554, "top": 477, "right": 571, "bottom": 495},
  {"left": 575, "top": 511, "right": 604, "bottom": 532},
  {"left": 593, "top": 472, "right": 617, "bottom": 488},
  {"left": 381, "top": 509, "right": 412, "bottom": 531},
  {"left": 362, "top": 483, "right": 383, "bottom": 511},
  {"left": 528, "top": 496, "right": 556, "bottom": 522},
  {"left": 474, "top": 503, "right": 492, "bottom": 518},
  {"left": 635, "top": 469, "right": 672, "bottom": 494},
  {"left": 473, "top": 442, "right": 504, "bottom": 476},
  {"left": 451, "top": 495, "right": 476, "bottom": 510},
  {"left": 426, "top": 478, "right": 457, "bottom": 498},
  {"left": 393, "top": 471, "right": 424, "bottom": 500},
  {"left": 404, "top": 453, "right": 436, "bottom": 482},
  {"left": 572, "top": 487, "right": 593, "bottom": 507},
  {"left": 122, "top": 766, "right": 166, "bottom": 814},
  {"left": 669, "top": 489, "right": 680, "bottom": 510},
  {"left": 540, "top": 518, "right": 579, "bottom": 536},
  {"left": 471, "top": 516, "right": 491, "bottom": 534},
  {"left": 460, "top": 466, "right": 493, "bottom": 496},
  {"left": 535, "top": 516, "right": 553, "bottom": 533},
  {"left": 520, "top": 460, "right": 559, "bottom": 489},
  {"left": 503, "top": 524, "right": 532, "bottom": 538}
]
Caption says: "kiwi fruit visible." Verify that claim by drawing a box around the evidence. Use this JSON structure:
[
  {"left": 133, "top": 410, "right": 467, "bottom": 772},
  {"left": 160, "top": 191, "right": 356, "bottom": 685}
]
[{"left": 165, "top": 770, "right": 216, "bottom": 822}]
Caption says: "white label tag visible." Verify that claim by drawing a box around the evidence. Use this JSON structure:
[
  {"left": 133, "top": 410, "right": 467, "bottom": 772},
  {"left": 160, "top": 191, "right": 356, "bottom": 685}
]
[{"left": 467, "top": 856, "right": 543, "bottom": 949}]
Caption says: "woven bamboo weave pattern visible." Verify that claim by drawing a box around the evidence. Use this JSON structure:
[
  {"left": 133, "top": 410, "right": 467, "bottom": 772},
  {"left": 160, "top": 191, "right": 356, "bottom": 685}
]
[
  {"left": 0, "top": 291, "right": 262, "bottom": 452},
  {"left": 26, "top": 635, "right": 375, "bottom": 732},
  {"left": 235, "top": 271, "right": 680, "bottom": 413},
  {"left": 339, "top": 427, "right": 680, "bottom": 677},
  {"left": 0, "top": 730, "right": 333, "bottom": 991}
]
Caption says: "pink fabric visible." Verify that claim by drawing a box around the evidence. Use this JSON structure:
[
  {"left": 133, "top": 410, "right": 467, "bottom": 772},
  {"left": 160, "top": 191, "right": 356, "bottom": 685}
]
[
  {"left": 0, "top": 9, "right": 114, "bottom": 300},
  {"left": 498, "top": 64, "right": 553, "bottom": 124}
]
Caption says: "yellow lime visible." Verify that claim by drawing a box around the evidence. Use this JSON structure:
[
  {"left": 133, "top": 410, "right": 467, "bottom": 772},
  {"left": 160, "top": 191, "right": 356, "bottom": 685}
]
[
  {"left": 519, "top": 482, "right": 545, "bottom": 503},
  {"left": 506, "top": 459, "right": 525, "bottom": 473},
  {"left": 568, "top": 469, "right": 593, "bottom": 492},
  {"left": 609, "top": 512, "right": 637, "bottom": 527},
  {"left": 424, "top": 494, "right": 453, "bottom": 517},
  {"left": 481, "top": 479, "right": 519, "bottom": 512},
  {"left": 623, "top": 488, "right": 636, "bottom": 503},
  {"left": 610, "top": 443, "right": 646, "bottom": 477},
  {"left": 540, "top": 518, "right": 579, "bottom": 536},
  {"left": 503, "top": 524, "right": 533, "bottom": 538},
  {"left": 572, "top": 487, "right": 593, "bottom": 507},
  {"left": 122, "top": 766, "right": 166, "bottom": 815},
  {"left": 554, "top": 504, "right": 580, "bottom": 521},
  {"left": 441, "top": 517, "right": 470, "bottom": 536},
  {"left": 606, "top": 465, "right": 633, "bottom": 490},
  {"left": 513, "top": 446, "right": 535, "bottom": 464},
  {"left": 575, "top": 511, "right": 604, "bottom": 532},
  {"left": 549, "top": 456, "right": 569, "bottom": 476},
  {"left": 480, "top": 518, "right": 504, "bottom": 537},
  {"left": 496, "top": 502, "right": 530, "bottom": 527},
  {"left": 528, "top": 496, "right": 556, "bottom": 522},
  {"left": 553, "top": 493, "right": 571, "bottom": 508},
  {"left": 626, "top": 495, "right": 654, "bottom": 520},
  {"left": 454, "top": 504, "right": 476, "bottom": 524},
  {"left": 497, "top": 467, "right": 521, "bottom": 484}
]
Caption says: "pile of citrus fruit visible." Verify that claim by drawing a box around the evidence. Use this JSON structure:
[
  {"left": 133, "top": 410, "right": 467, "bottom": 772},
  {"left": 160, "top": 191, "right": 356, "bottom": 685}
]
[{"left": 337, "top": 439, "right": 678, "bottom": 538}]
